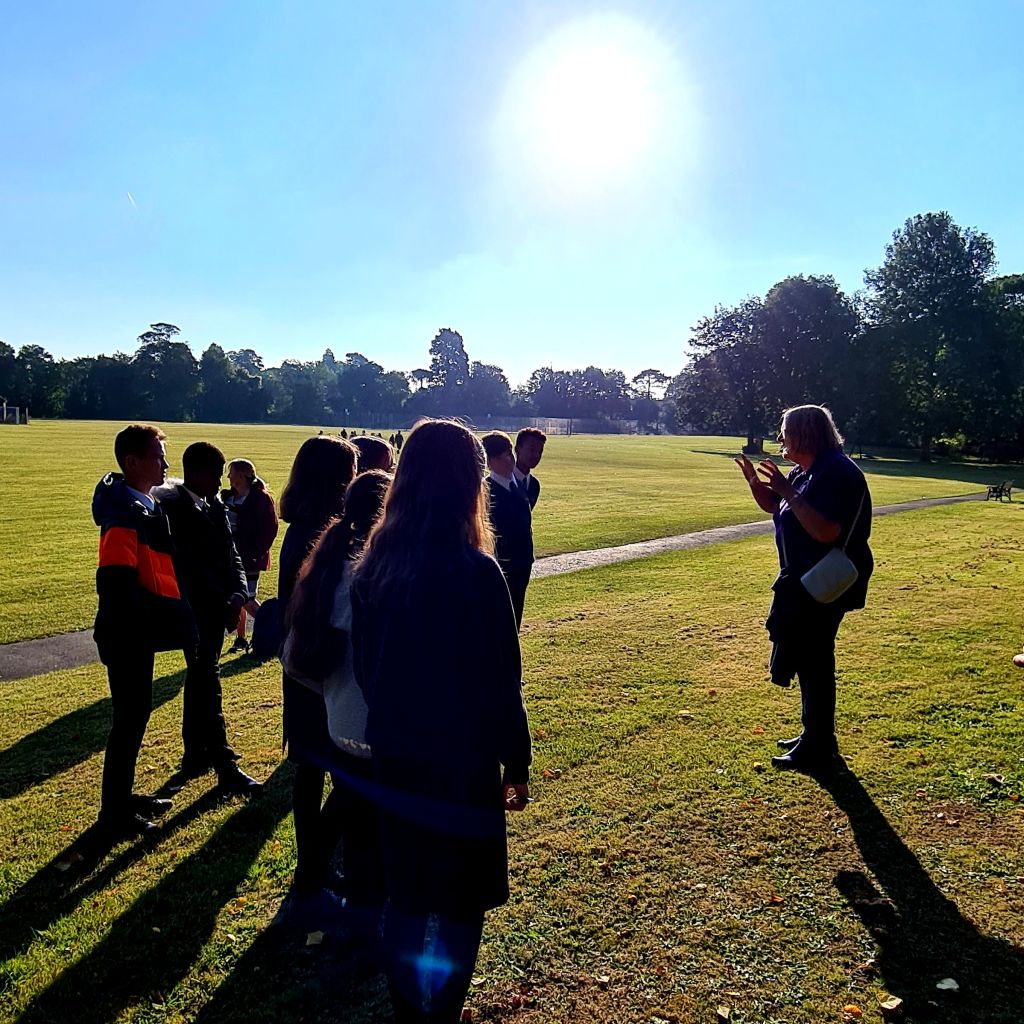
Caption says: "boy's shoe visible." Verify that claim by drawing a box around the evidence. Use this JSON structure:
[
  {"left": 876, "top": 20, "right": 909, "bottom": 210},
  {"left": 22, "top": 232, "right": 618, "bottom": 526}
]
[
  {"left": 130, "top": 794, "right": 173, "bottom": 818},
  {"left": 97, "top": 811, "right": 159, "bottom": 842},
  {"left": 776, "top": 734, "right": 804, "bottom": 751},
  {"left": 229, "top": 637, "right": 250, "bottom": 654},
  {"left": 216, "top": 764, "right": 263, "bottom": 796}
]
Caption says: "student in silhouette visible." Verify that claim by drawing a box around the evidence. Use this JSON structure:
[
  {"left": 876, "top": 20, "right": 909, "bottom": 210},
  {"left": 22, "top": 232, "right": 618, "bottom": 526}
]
[
  {"left": 352, "top": 419, "right": 531, "bottom": 1024},
  {"left": 513, "top": 427, "right": 546, "bottom": 510},
  {"left": 482, "top": 431, "right": 534, "bottom": 629}
]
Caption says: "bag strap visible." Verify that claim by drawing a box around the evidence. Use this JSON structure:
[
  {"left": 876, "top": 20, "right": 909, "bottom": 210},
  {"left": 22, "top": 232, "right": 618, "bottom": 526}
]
[{"left": 840, "top": 487, "right": 868, "bottom": 552}]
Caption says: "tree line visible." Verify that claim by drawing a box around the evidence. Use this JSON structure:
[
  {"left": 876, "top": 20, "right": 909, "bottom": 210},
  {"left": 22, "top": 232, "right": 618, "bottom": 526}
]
[
  {"left": 2, "top": 211, "right": 1021, "bottom": 455},
  {"left": 673, "top": 211, "right": 1024, "bottom": 459},
  {"left": 0, "top": 323, "right": 670, "bottom": 430}
]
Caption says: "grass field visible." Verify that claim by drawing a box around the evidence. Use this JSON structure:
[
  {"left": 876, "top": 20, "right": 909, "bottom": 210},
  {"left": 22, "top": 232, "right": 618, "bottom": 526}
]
[
  {"left": 1, "top": 420, "right": 1020, "bottom": 644},
  {"left": 1, "top": 503, "right": 1022, "bottom": 1023}
]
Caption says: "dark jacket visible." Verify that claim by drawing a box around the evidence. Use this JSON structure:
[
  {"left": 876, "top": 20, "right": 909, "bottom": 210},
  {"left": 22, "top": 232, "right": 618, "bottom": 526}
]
[
  {"left": 156, "top": 484, "right": 247, "bottom": 621},
  {"left": 487, "top": 478, "right": 534, "bottom": 575},
  {"left": 351, "top": 549, "right": 531, "bottom": 913},
  {"left": 91, "top": 473, "right": 195, "bottom": 664},
  {"left": 518, "top": 472, "right": 541, "bottom": 510},
  {"left": 221, "top": 482, "right": 279, "bottom": 575},
  {"left": 772, "top": 450, "right": 873, "bottom": 613}
]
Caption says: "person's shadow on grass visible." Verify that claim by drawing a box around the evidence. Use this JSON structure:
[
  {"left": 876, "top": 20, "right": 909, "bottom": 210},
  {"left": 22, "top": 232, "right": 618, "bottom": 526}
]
[
  {"left": 0, "top": 656, "right": 255, "bottom": 802},
  {"left": 12, "top": 762, "right": 294, "bottom": 1024},
  {"left": 818, "top": 767, "right": 1024, "bottom": 1024}
]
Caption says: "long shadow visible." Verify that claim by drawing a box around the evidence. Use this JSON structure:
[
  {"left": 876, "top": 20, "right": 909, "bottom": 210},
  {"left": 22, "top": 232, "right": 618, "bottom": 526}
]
[
  {"left": 0, "top": 656, "right": 255, "bottom": 801},
  {"left": 14, "top": 762, "right": 294, "bottom": 1024},
  {"left": 691, "top": 447, "right": 1016, "bottom": 490},
  {"left": 0, "top": 784, "right": 224, "bottom": 964},
  {"left": 189, "top": 911, "right": 388, "bottom": 1024},
  {"left": 819, "top": 768, "right": 1024, "bottom": 1023}
]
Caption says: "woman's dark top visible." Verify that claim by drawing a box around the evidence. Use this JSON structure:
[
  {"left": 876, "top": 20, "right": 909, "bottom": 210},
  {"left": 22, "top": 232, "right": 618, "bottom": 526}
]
[
  {"left": 223, "top": 484, "right": 278, "bottom": 575},
  {"left": 351, "top": 548, "right": 531, "bottom": 914},
  {"left": 772, "top": 449, "right": 873, "bottom": 612}
]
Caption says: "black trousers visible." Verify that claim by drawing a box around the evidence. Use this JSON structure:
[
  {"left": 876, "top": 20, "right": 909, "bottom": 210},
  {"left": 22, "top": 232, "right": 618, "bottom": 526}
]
[
  {"left": 504, "top": 566, "right": 531, "bottom": 631},
  {"left": 182, "top": 613, "right": 233, "bottom": 768},
  {"left": 100, "top": 650, "right": 155, "bottom": 820},
  {"left": 382, "top": 903, "right": 485, "bottom": 1024},
  {"left": 768, "top": 588, "right": 845, "bottom": 750}
]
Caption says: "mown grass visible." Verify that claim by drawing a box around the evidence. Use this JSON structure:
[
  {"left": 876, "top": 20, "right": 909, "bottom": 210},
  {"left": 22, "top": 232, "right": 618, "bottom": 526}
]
[
  {"left": 1, "top": 502, "right": 1022, "bottom": 1023},
  {"left": 1, "top": 420, "right": 1019, "bottom": 643}
]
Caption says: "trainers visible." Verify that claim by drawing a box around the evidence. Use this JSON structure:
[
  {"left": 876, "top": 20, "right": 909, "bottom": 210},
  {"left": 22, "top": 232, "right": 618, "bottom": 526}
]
[
  {"left": 776, "top": 734, "right": 804, "bottom": 751},
  {"left": 230, "top": 637, "right": 250, "bottom": 654},
  {"left": 216, "top": 764, "right": 263, "bottom": 797}
]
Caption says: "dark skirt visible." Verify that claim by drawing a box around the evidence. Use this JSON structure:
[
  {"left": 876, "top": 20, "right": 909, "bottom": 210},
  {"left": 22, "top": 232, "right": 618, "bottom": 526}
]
[
  {"left": 373, "top": 753, "right": 510, "bottom": 916},
  {"left": 282, "top": 673, "right": 350, "bottom": 774}
]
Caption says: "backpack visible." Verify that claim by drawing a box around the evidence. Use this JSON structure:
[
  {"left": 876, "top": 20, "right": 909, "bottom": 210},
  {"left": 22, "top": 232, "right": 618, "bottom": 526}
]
[{"left": 249, "top": 597, "right": 283, "bottom": 661}]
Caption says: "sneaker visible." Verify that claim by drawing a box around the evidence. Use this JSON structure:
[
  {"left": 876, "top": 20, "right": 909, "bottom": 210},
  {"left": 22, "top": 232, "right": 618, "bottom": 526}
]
[
  {"left": 216, "top": 764, "right": 263, "bottom": 797},
  {"left": 230, "top": 637, "right": 250, "bottom": 654},
  {"left": 776, "top": 734, "right": 804, "bottom": 751}
]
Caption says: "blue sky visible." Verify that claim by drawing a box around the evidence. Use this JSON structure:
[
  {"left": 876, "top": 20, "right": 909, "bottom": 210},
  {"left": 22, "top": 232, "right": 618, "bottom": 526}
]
[{"left": 2, "top": 1, "right": 1022, "bottom": 385}]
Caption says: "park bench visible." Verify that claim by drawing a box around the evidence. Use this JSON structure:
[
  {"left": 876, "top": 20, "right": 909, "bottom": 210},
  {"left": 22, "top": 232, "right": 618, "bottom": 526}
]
[{"left": 986, "top": 480, "right": 1014, "bottom": 501}]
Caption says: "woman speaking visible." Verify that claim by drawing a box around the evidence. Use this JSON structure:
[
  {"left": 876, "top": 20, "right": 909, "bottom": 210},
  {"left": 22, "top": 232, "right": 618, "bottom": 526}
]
[{"left": 736, "top": 405, "right": 873, "bottom": 772}]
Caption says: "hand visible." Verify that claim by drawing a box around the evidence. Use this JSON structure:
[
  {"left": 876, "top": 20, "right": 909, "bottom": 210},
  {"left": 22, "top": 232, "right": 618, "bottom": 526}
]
[
  {"left": 225, "top": 595, "right": 244, "bottom": 632},
  {"left": 756, "top": 459, "right": 797, "bottom": 501},
  {"left": 504, "top": 783, "right": 530, "bottom": 812},
  {"left": 734, "top": 454, "right": 758, "bottom": 485}
]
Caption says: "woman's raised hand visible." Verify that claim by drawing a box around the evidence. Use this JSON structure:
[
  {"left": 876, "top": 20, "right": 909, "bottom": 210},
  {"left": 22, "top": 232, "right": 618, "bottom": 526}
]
[
  {"left": 757, "top": 459, "right": 796, "bottom": 501},
  {"left": 734, "top": 454, "right": 758, "bottom": 484}
]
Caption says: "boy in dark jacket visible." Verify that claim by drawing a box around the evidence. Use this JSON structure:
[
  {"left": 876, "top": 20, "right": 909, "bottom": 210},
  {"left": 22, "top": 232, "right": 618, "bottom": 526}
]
[
  {"left": 156, "top": 442, "right": 262, "bottom": 796},
  {"left": 482, "top": 431, "right": 534, "bottom": 629},
  {"left": 93, "top": 424, "right": 196, "bottom": 840}
]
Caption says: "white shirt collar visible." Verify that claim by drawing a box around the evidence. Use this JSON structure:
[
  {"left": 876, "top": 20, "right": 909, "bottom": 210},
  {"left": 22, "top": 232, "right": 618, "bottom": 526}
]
[
  {"left": 513, "top": 466, "right": 529, "bottom": 484},
  {"left": 184, "top": 485, "right": 209, "bottom": 509},
  {"left": 126, "top": 486, "right": 155, "bottom": 511},
  {"left": 488, "top": 470, "right": 513, "bottom": 491}
]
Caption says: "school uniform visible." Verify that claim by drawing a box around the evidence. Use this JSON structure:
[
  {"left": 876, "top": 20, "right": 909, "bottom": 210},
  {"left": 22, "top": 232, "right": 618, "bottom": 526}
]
[{"left": 487, "top": 472, "right": 534, "bottom": 629}]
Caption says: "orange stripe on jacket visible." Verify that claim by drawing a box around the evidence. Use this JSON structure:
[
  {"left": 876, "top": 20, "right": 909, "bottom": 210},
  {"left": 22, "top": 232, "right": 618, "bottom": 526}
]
[
  {"left": 137, "top": 546, "right": 181, "bottom": 599},
  {"left": 99, "top": 526, "right": 138, "bottom": 568}
]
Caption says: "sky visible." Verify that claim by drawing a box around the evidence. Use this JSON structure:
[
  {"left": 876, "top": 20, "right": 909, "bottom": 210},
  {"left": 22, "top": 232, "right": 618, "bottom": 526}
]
[{"left": 2, "top": 0, "right": 1023, "bottom": 386}]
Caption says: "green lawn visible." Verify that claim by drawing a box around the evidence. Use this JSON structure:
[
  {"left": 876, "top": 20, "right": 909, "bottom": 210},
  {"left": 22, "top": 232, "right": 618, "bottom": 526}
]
[
  {"left": 1, "top": 502, "right": 1022, "bottom": 1023},
  {"left": 1, "top": 419, "right": 1019, "bottom": 644}
]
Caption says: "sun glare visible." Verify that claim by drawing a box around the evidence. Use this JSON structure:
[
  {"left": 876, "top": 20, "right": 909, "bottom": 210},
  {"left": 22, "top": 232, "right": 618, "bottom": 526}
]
[{"left": 494, "top": 15, "right": 692, "bottom": 204}]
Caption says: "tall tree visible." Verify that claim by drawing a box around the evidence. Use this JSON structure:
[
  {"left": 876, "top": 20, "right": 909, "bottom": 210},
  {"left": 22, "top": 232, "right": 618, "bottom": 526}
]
[
  {"left": 428, "top": 328, "right": 470, "bottom": 391},
  {"left": 864, "top": 212, "right": 996, "bottom": 458}
]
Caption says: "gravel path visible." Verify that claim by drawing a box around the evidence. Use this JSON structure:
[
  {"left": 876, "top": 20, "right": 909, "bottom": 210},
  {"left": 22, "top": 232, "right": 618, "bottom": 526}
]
[{"left": 0, "top": 492, "right": 987, "bottom": 681}]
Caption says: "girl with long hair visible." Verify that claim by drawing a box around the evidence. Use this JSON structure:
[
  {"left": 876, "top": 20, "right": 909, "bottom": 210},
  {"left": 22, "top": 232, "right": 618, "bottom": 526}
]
[
  {"left": 277, "top": 435, "right": 358, "bottom": 908},
  {"left": 283, "top": 468, "right": 391, "bottom": 937},
  {"left": 352, "top": 419, "right": 532, "bottom": 1023}
]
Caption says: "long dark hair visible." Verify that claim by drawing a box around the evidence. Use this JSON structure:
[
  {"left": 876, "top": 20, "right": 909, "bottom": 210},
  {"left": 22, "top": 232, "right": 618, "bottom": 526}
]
[
  {"left": 354, "top": 419, "right": 493, "bottom": 606},
  {"left": 279, "top": 436, "right": 358, "bottom": 525},
  {"left": 285, "top": 470, "right": 391, "bottom": 679}
]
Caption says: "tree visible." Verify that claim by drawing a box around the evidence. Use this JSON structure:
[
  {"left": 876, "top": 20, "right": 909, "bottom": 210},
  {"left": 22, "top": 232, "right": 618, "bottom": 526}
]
[
  {"left": 132, "top": 324, "right": 199, "bottom": 420},
  {"left": 863, "top": 212, "right": 996, "bottom": 458},
  {"left": 463, "top": 362, "right": 512, "bottom": 417},
  {"left": 409, "top": 368, "right": 431, "bottom": 390},
  {"left": 428, "top": 328, "right": 470, "bottom": 391},
  {"left": 14, "top": 344, "right": 66, "bottom": 416},
  {"left": 632, "top": 369, "right": 670, "bottom": 400}
]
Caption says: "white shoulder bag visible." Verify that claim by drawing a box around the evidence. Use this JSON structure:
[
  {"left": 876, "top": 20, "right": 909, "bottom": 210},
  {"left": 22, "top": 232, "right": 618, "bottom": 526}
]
[{"left": 783, "top": 488, "right": 867, "bottom": 605}]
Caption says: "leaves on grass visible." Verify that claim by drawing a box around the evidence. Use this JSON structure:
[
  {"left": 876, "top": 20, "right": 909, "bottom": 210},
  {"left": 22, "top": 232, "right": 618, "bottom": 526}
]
[
  {"left": 879, "top": 995, "right": 905, "bottom": 1019},
  {"left": 305, "top": 930, "right": 324, "bottom": 946},
  {"left": 843, "top": 1005, "right": 862, "bottom": 1019},
  {"left": 542, "top": 767, "right": 562, "bottom": 779},
  {"left": 936, "top": 977, "right": 959, "bottom": 992}
]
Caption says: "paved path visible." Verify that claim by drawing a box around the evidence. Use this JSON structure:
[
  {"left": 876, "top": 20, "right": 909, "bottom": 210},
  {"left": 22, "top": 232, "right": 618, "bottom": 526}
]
[{"left": 0, "top": 492, "right": 986, "bottom": 682}]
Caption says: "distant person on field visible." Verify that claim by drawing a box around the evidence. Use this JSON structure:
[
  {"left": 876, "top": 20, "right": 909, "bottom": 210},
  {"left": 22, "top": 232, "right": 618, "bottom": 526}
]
[
  {"left": 514, "top": 427, "right": 546, "bottom": 510},
  {"left": 278, "top": 434, "right": 359, "bottom": 907},
  {"left": 736, "top": 404, "right": 873, "bottom": 772},
  {"left": 394, "top": 429, "right": 404, "bottom": 452},
  {"left": 92, "top": 424, "right": 196, "bottom": 840},
  {"left": 352, "top": 419, "right": 531, "bottom": 1023},
  {"left": 482, "top": 431, "right": 534, "bottom": 629},
  {"left": 222, "top": 458, "right": 279, "bottom": 654},
  {"left": 352, "top": 434, "right": 395, "bottom": 473},
  {"left": 156, "top": 442, "right": 262, "bottom": 796},
  {"left": 283, "top": 468, "right": 392, "bottom": 939}
]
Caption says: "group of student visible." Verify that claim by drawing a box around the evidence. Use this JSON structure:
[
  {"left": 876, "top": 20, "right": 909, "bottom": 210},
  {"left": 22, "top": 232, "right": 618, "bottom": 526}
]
[{"left": 91, "top": 419, "right": 547, "bottom": 1023}]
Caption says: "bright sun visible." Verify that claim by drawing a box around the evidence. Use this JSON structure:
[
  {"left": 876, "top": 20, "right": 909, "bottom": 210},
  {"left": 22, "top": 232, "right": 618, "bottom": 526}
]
[{"left": 494, "top": 15, "right": 690, "bottom": 202}]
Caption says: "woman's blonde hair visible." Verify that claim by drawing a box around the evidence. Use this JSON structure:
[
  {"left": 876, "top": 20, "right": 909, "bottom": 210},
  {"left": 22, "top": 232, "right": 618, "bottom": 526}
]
[
  {"left": 780, "top": 404, "right": 844, "bottom": 456},
  {"left": 354, "top": 419, "right": 493, "bottom": 603}
]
